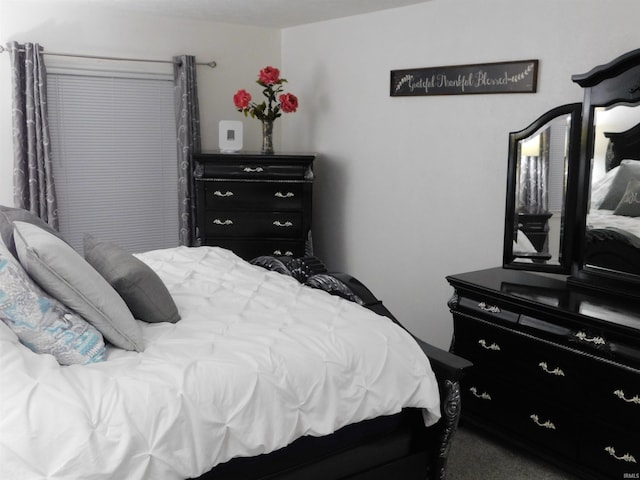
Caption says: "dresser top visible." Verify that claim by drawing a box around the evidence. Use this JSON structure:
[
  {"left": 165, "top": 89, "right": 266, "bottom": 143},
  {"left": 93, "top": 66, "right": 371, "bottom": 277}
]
[
  {"left": 447, "top": 267, "right": 640, "bottom": 335},
  {"left": 195, "top": 151, "right": 316, "bottom": 161}
]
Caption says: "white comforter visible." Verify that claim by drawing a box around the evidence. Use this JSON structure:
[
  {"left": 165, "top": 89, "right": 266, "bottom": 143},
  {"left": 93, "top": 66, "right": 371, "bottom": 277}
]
[
  {"left": 0, "top": 246, "right": 440, "bottom": 480},
  {"left": 588, "top": 208, "right": 640, "bottom": 238}
]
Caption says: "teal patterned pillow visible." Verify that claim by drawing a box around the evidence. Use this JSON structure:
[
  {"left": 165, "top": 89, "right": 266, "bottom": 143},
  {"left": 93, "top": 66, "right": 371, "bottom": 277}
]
[{"left": 0, "top": 243, "right": 106, "bottom": 365}]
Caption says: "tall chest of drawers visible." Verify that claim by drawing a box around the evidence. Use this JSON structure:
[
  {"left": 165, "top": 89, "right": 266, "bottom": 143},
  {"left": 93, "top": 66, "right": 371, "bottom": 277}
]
[
  {"left": 193, "top": 152, "right": 315, "bottom": 260},
  {"left": 447, "top": 267, "right": 640, "bottom": 480}
]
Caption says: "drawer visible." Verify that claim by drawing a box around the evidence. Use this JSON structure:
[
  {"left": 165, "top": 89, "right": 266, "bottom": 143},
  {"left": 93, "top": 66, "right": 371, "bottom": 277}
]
[
  {"left": 202, "top": 239, "right": 305, "bottom": 261},
  {"left": 584, "top": 360, "right": 640, "bottom": 428},
  {"left": 202, "top": 211, "right": 303, "bottom": 237},
  {"left": 457, "top": 295, "right": 519, "bottom": 325},
  {"left": 452, "top": 313, "right": 528, "bottom": 367},
  {"left": 519, "top": 221, "right": 549, "bottom": 232},
  {"left": 579, "top": 422, "right": 640, "bottom": 479},
  {"left": 515, "top": 393, "right": 579, "bottom": 458},
  {"left": 199, "top": 162, "right": 309, "bottom": 179},
  {"left": 203, "top": 182, "right": 304, "bottom": 210},
  {"left": 461, "top": 372, "right": 513, "bottom": 426},
  {"left": 516, "top": 339, "right": 582, "bottom": 400}
]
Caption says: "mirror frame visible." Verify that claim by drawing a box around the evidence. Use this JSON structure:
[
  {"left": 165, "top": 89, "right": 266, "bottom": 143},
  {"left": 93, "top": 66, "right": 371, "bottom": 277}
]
[
  {"left": 569, "top": 48, "right": 640, "bottom": 295},
  {"left": 503, "top": 103, "right": 582, "bottom": 274}
]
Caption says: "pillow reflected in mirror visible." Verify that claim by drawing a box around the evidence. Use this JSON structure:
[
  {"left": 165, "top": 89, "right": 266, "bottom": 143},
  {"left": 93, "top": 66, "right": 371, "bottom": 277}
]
[
  {"left": 613, "top": 178, "right": 640, "bottom": 217},
  {"left": 598, "top": 159, "right": 640, "bottom": 210}
]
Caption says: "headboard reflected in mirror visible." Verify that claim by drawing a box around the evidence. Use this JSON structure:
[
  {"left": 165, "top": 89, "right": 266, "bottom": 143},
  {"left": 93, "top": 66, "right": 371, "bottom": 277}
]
[{"left": 603, "top": 121, "right": 640, "bottom": 171}]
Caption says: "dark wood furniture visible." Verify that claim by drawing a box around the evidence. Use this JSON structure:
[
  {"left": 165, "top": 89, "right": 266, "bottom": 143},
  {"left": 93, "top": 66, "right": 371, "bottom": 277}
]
[
  {"left": 193, "top": 255, "right": 473, "bottom": 480},
  {"left": 517, "top": 212, "right": 552, "bottom": 254},
  {"left": 193, "top": 152, "right": 315, "bottom": 260},
  {"left": 447, "top": 267, "right": 640, "bottom": 480}
]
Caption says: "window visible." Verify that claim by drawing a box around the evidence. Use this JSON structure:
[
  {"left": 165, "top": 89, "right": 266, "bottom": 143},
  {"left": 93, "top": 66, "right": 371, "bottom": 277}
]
[{"left": 47, "top": 70, "right": 178, "bottom": 253}]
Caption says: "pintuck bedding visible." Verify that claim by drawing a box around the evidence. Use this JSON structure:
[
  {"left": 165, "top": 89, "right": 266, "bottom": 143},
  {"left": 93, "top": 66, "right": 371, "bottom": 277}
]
[{"left": 0, "top": 238, "right": 440, "bottom": 479}]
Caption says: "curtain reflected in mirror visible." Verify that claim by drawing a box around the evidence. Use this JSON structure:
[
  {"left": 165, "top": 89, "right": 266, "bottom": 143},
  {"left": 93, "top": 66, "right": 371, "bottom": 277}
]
[
  {"left": 517, "top": 130, "right": 548, "bottom": 215},
  {"left": 512, "top": 116, "right": 570, "bottom": 264},
  {"left": 504, "top": 103, "right": 580, "bottom": 273}
]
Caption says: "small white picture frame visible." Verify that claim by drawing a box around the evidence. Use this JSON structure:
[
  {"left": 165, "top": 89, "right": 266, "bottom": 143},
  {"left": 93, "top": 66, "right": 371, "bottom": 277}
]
[{"left": 218, "top": 120, "right": 243, "bottom": 152}]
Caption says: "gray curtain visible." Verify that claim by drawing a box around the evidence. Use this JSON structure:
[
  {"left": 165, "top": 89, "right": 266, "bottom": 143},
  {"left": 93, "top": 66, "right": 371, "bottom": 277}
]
[
  {"left": 173, "top": 55, "right": 201, "bottom": 246},
  {"left": 518, "top": 155, "right": 548, "bottom": 214},
  {"left": 517, "top": 129, "right": 550, "bottom": 215},
  {"left": 8, "top": 41, "right": 58, "bottom": 229}
]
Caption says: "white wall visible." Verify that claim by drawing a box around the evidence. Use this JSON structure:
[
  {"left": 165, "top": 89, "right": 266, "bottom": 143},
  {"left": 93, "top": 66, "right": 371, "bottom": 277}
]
[
  {"left": 0, "top": 0, "right": 281, "bottom": 206},
  {"left": 281, "top": 0, "right": 640, "bottom": 349}
]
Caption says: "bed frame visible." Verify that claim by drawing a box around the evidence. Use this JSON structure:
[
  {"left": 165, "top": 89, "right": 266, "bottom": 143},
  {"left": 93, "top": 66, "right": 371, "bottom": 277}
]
[
  {"left": 585, "top": 227, "right": 640, "bottom": 276},
  {"left": 192, "top": 256, "right": 472, "bottom": 480}
]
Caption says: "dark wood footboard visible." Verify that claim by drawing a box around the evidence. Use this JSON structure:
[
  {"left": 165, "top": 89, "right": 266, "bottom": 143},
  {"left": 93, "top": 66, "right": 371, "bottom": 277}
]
[
  {"left": 584, "top": 227, "right": 640, "bottom": 276},
  {"left": 249, "top": 256, "right": 473, "bottom": 480}
]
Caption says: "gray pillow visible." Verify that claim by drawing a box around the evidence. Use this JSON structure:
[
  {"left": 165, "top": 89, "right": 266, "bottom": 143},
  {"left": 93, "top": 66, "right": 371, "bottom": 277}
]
[
  {"left": 84, "top": 234, "right": 180, "bottom": 324},
  {"left": 0, "top": 241, "right": 106, "bottom": 365},
  {"left": 0, "top": 205, "right": 63, "bottom": 259},
  {"left": 12, "top": 221, "right": 144, "bottom": 352},
  {"left": 613, "top": 179, "right": 640, "bottom": 217},
  {"left": 599, "top": 160, "right": 640, "bottom": 210}
]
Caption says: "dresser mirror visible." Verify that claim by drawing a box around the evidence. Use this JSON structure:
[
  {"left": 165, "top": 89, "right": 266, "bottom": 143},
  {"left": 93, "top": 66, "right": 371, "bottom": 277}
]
[
  {"left": 503, "top": 103, "right": 581, "bottom": 273},
  {"left": 504, "top": 48, "right": 640, "bottom": 295},
  {"left": 570, "top": 48, "right": 640, "bottom": 294}
]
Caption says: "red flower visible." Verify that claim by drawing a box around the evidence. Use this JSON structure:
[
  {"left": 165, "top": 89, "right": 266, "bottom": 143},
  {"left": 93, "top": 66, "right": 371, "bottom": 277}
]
[
  {"left": 233, "top": 89, "right": 252, "bottom": 110},
  {"left": 259, "top": 66, "right": 280, "bottom": 85},
  {"left": 279, "top": 93, "right": 298, "bottom": 113},
  {"left": 233, "top": 67, "right": 297, "bottom": 123}
]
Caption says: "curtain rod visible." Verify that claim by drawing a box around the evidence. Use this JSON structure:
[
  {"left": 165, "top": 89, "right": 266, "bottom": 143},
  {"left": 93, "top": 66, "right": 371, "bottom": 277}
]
[{"left": 0, "top": 45, "right": 217, "bottom": 68}]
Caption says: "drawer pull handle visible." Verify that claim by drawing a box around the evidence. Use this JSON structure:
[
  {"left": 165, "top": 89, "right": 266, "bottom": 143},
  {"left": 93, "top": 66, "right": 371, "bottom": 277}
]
[
  {"left": 469, "top": 387, "right": 492, "bottom": 401},
  {"left": 213, "top": 190, "right": 234, "bottom": 197},
  {"left": 243, "top": 167, "right": 264, "bottom": 173},
  {"left": 213, "top": 219, "right": 233, "bottom": 226},
  {"left": 478, "top": 339, "right": 501, "bottom": 351},
  {"left": 275, "top": 192, "right": 295, "bottom": 198},
  {"left": 613, "top": 389, "right": 640, "bottom": 405},
  {"left": 605, "top": 446, "right": 637, "bottom": 464},
  {"left": 529, "top": 414, "right": 556, "bottom": 430},
  {"left": 539, "top": 362, "right": 565, "bottom": 377},
  {"left": 478, "top": 302, "right": 501, "bottom": 313},
  {"left": 273, "top": 221, "right": 293, "bottom": 227},
  {"left": 273, "top": 250, "right": 294, "bottom": 256},
  {"left": 575, "top": 331, "right": 606, "bottom": 345}
]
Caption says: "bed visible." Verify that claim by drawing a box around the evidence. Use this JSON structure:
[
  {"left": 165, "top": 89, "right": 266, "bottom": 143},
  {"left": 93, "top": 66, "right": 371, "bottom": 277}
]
[
  {"left": 586, "top": 122, "right": 640, "bottom": 275},
  {"left": 0, "top": 206, "right": 470, "bottom": 480}
]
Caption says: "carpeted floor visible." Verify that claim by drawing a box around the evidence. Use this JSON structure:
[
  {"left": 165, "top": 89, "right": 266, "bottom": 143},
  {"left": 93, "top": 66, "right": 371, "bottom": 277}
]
[{"left": 446, "top": 424, "right": 583, "bottom": 479}]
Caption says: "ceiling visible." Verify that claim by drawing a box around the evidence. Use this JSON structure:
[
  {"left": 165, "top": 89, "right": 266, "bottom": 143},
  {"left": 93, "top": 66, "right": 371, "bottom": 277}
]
[{"left": 17, "top": 0, "right": 433, "bottom": 28}]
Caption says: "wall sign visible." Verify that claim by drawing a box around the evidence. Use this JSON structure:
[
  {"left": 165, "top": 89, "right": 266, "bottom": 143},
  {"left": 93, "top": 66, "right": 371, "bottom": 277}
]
[{"left": 390, "top": 60, "right": 539, "bottom": 96}]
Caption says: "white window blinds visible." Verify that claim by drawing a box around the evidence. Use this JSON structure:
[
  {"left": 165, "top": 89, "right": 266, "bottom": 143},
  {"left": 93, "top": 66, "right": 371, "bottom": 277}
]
[{"left": 47, "top": 72, "right": 179, "bottom": 253}]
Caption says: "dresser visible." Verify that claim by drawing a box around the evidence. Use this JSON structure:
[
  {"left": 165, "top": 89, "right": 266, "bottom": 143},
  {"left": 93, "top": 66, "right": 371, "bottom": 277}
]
[
  {"left": 516, "top": 212, "right": 552, "bottom": 260},
  {"left": 193, "top": 152, "right": 315, "bottom": 260},
  {"left": 447, "top": 267, "right": 640, "bottom": 480}
]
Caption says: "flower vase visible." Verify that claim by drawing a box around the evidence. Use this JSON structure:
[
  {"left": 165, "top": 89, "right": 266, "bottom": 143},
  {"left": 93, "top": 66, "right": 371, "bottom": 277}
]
[{"left": 261, "top": 121, "right": 274, "bottom": 154}]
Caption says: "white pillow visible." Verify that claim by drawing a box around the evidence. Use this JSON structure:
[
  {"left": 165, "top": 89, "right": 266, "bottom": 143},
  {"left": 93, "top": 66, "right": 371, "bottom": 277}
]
[
  {"left": 12, "top": 221, "right": 144, "bottom": 352},
  {"left": 590, "top": 165, "right": 619, "bottom": 210},
  {"left": 597, "top": 160, "right": 640, "bottom": 210}
]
